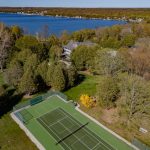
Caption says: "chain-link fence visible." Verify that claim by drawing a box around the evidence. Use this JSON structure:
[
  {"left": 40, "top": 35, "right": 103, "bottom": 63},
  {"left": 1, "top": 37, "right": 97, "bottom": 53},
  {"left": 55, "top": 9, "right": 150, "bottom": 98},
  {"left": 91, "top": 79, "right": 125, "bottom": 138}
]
[
  {"left": 132, "top": 138, "right": 150, "bottom": 150},
  {"left": 13, "top": 91, "right": 68, "bottom": 111}
]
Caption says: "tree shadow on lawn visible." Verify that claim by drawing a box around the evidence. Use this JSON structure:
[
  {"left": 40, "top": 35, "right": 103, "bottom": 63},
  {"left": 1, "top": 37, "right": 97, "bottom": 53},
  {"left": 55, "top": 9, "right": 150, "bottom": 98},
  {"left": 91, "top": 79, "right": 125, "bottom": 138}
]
[
  {"left": 0, "top": 88, "right": 23, "bottom": 117},
  {"left": 75, "top": 74, "right": 86, "bottom": 86}
]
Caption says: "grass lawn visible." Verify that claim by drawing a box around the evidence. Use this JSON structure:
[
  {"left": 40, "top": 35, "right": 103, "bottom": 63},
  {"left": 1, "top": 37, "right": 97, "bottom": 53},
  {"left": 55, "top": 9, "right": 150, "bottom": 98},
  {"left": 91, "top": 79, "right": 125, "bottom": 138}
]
[
  {"left": 64, "top": 74, "right": 100, "bottom": 101},
  {"left": 0, "top": 73, "right": 38, "bottom": 150},
  {"left": 0, "top": 115, "right": 37, "bottom": 150}
]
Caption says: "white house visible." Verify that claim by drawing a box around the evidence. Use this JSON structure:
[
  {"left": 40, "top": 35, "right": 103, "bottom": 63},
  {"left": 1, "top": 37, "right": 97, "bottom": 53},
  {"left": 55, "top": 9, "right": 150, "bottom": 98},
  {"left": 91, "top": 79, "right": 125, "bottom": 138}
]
[{"left": 62, "top": 40, "right": 95, "bottom": 60}]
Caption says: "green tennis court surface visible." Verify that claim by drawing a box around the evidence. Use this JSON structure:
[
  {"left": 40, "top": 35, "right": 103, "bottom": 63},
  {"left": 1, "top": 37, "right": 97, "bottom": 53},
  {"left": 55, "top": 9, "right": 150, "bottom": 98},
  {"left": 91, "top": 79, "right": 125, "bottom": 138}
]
[
  {"left": 13, "top": 94, "right": 135, "bottom": 150},
  {"left": 37, "top": 107, "right": 114, "bottom": 150}
]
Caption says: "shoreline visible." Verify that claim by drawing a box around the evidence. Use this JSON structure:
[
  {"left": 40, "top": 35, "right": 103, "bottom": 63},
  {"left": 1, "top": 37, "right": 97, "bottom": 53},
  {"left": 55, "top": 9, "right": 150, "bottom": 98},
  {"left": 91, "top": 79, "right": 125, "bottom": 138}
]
[{"left": 0, "top": 11, "right": 134, "bottom": 22}]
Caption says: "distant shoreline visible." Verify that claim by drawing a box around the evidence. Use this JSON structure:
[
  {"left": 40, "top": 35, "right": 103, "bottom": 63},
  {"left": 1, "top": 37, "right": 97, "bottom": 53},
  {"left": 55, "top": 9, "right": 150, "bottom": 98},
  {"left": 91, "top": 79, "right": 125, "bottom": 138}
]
[
  {"left": 0, "top": 12, "right": 126, "bottom": 21},
  {"left": 0, "top": 12, "right": 130, "bottom": 23},
  {"left": 0, "top": 7, "right": 148, "bottom": 23}
]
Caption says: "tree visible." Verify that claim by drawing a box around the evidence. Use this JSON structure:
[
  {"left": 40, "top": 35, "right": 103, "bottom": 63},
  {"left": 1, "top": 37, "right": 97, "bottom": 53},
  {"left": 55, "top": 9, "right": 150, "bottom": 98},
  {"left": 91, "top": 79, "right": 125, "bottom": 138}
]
[
  {"left": 60, "top": 30, "right": 70, "bottom": 45},
  {"left": 11, "top": 25, "right": 23, "bottom": 40},
  {"left": 48, "top": 35, "right": 60, "bottom": 47},
  {"left": 126, "top": 38, "right": 150, "bottom": 80},
  {"left": 51, "top": 65, "right": 66, "bottom": 91},
  {"left": 101, "top": 37, "right": 121, "bottom": 49},
  {"left": 0, "top": 23, "right": 11, "bottom": 72},
  {"left": 71, "top": 45, "right": 97, "bottom": 70},
  {"left": 37, "top": 61, "right": 48, "bottom": 83},
  {"left": 72, "top": 29, "right": 95, "bottom": 42},
  {"left": 49, "top": 45, "right": 63, "bottom": 61},
  {"left": 118, "top": 74, "right": 150, "bottom": 125},
  {"left": 95, "top": 49, "right": 126, "bottom": 76},
  {"left": 97, "top": 77, "right": 119, "bottom": 108},
  {"left": 67, "top": 65, "right": 77, "bottom": 88},
  {"left": 18, "top": 69, "right": 37, "bottom": 95},
  {"left": 0, "top": 85, "right": 6, "bottom": 96},
  {"left": 4, "top": 60, "right": 23, "bottom": 87},
  {"left": 23, "top": 54, "right": 39, "bottom": 71},
  {"left": 15, "top": 35, "right": 39, "bottom": 50},
  {"left": 46, "top": 62, "right": 55, "bottom": 86},
  {"left": 122, "top": 34, "right": 136, "bottom": 47}
]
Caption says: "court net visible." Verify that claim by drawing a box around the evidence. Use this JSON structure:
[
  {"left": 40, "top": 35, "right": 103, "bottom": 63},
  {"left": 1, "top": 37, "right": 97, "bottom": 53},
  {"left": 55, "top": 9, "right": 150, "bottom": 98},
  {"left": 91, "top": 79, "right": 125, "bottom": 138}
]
[{"left": 56, "top": 122, "right": 89, "bottom": 145}]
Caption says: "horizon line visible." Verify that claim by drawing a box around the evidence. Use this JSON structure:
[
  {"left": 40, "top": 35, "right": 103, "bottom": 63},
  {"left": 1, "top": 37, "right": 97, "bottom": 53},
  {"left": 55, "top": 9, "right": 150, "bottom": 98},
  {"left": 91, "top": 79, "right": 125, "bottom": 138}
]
[{"left": 0, "top": 6, "right": 150, "bottom": 9}]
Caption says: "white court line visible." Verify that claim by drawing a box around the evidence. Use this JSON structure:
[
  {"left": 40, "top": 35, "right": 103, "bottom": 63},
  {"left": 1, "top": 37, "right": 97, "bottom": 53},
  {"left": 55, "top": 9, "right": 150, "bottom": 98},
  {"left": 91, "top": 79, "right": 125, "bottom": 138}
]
[
  {"left": 71, "top": 135, "right": 86, "bottom": 146},
  {"left": 38, "top": 116, "right": 71, "bottom": 150},
  {"left": 49, "top": 116, "right": 69, "bottom": 135},
  {"left": 59, "top": 121, "right": 91, "bottom": 150},
  {"left": 37, "top": 97, "right": 115, "bottom": 150},
  {"left": 59, "top": 108, "right": 114, "bottom": 150}
]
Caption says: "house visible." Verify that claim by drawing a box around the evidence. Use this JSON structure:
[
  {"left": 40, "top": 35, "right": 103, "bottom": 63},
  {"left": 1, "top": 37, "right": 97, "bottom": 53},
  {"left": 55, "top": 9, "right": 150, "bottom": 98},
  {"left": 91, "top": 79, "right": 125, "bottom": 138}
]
[{"left": 62, "top": 40, "right": 95, "bottom": 60}]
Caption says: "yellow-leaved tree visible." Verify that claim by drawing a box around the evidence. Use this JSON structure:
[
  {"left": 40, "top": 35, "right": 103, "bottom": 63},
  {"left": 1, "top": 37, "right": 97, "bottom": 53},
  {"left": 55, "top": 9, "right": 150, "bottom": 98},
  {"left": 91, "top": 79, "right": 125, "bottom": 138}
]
[{"left": 80, "top": 94, "right": 96, "bottom": 108}]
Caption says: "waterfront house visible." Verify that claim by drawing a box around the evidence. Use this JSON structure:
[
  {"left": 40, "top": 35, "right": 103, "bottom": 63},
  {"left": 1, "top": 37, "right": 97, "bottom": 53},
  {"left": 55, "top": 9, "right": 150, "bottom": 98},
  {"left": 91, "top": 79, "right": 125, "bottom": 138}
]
[{"left": 62, "top": 40, "right": 95, "bottom": 60}]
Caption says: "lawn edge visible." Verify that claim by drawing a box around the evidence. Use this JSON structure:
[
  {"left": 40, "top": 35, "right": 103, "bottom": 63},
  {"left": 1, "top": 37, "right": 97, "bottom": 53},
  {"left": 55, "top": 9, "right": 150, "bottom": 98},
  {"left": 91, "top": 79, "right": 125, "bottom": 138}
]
[{"left": 10, "top": 111, "right": 45, "bottom": 150}]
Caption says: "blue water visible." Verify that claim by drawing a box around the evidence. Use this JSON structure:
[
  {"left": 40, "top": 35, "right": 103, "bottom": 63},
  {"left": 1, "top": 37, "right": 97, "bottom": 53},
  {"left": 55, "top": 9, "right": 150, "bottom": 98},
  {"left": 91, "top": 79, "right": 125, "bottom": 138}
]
[{"left": 0, "top": 13, "right": 126, "bottom": 36}]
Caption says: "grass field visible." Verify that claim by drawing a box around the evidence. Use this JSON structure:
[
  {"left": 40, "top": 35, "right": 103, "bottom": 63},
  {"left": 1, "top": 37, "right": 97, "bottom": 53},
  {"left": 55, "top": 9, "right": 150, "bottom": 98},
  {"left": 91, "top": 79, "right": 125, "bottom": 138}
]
[
  {"left": 65, "top": 74, "right": 99, "bottom": 101},
  {"left": 0, "top": 115, "right": 37, "bottom": 150},
  {"left": 13, "top": 95, "right": 135, "bottom": 150},
  {"left": 0, "top": 73, "right": 37, "bottom": 150}
]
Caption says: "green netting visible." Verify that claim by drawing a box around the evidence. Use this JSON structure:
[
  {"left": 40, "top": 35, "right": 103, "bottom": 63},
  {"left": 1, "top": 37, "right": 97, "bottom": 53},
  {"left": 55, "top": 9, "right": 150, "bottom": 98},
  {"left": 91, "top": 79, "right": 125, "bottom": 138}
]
[
  {"left": 13, "top": 100, "right": 30, "bottom": 111},
  {"left": 13, "top": 91, "right": 68, "bottom": 111},
  {"left": 16, "top": 109, "right": 33, "bottom": 124},
  {"left": 42, "top": 91, "right": 68, "bottom": 101},
  {"left": 132, "top": 139, "right": 150, "bottom": 150},
  {"left": 30, "top": 96, "right": 43, "bottom": 106}
]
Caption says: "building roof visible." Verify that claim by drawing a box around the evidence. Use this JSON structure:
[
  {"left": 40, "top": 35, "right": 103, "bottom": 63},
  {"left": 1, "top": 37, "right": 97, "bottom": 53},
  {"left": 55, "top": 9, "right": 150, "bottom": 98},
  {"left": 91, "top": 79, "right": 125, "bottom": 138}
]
[{"left": 63, "top": 40, "right": 95, "bottom": 51}]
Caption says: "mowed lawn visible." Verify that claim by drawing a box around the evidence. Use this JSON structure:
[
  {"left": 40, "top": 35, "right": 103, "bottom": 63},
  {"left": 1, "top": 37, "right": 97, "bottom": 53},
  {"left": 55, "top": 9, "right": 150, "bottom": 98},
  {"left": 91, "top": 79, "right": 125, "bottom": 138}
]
[
  {"left": 0, "top": 73, "right": 37, "bottom": 150},
  {"left": 64, "top": 74, "right": 100, "bottom": 101}
]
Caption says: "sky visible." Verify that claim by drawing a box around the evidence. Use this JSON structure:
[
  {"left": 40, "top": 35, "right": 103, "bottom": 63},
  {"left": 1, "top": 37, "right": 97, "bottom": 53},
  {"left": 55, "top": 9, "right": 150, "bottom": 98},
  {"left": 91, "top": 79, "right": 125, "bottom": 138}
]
[{"left": 0, "top": 0, "right": 150, "bottom": 8}]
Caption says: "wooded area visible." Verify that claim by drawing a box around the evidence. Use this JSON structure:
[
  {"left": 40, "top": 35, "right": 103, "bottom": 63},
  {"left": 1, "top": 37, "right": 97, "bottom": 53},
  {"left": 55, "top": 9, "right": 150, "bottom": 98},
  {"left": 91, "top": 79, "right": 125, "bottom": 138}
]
[{"left": 0, "top": 21, "right": 150, "bottom": 146}]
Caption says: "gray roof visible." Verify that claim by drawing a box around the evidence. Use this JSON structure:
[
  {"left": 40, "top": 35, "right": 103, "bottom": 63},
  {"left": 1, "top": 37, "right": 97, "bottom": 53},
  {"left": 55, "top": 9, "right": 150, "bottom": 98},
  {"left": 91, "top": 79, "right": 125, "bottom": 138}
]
[{"left": 63, "top": 40, "right": 95, "bottom": 51}]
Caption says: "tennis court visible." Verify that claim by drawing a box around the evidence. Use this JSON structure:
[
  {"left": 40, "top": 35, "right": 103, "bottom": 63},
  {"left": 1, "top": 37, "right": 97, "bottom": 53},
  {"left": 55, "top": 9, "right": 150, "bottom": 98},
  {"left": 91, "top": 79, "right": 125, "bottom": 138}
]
[
  {"left": 37, "top": 107, "right": 115, "bottom": 150},
  {"left": 12, "top": 94, "right": 136, "bottom": 150}
]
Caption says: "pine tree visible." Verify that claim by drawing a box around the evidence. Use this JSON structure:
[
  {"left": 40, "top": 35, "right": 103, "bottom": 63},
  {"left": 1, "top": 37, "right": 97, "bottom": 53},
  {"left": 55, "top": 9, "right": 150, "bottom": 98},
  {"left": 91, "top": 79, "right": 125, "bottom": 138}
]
[
  {"left": 67, "top": 65, "right": 77, "bottom": 88},
  {"left": 24, "top": 54, "right": 39, "bottom": 71},
  {"left": 52, "top": 65, "right": 66, "bottom": 91},
  {"left": 46, "top": 62, "right": 55, "bottom": 87},
  {"left": 37, "top": 61, "right": 48, "bottom": 83},
  {"left": 18, "top": 69, "right": 37, "bottom": 95}
]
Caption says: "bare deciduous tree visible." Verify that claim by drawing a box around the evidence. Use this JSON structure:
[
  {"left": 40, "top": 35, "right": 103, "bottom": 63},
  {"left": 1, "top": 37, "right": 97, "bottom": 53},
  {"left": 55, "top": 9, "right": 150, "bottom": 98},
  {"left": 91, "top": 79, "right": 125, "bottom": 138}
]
[
  {"left": 119, "top": 74, "right": 150, "bottom": 125},
  {"left": 0, "top": 23, "right": 11, "bottom": 72}
]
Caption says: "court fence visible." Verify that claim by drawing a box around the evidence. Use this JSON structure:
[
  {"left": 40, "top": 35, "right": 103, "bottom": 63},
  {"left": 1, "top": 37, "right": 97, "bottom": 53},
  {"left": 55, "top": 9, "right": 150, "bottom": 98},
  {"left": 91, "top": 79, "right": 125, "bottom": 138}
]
[
  {"left": 13, "top": 91, "right": 68, "bottom": 112},
  {"left": 15, "top": 109, "right": 33, "bottom": 124},
  {"left": 132, "top": 138, "right": 150, "bottom": 150}
]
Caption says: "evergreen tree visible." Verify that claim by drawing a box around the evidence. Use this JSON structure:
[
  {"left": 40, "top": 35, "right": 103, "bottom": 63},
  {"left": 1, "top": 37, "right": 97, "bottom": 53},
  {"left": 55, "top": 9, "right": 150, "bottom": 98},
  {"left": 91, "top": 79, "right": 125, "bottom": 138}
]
[
  {"left": 46, "top": 62, "right": 55, "bottom": 87},
  {"left": 52, "top": 65, "right": 66, "bottom": 91},
  {"left": 11, "top": 25, "right": 23, "bottom": 40},
  {"left": 67, "top": 65, "right": 77, "bottom": 88},
  {"left": 24, "top": 54, "right": 39, "bottom": 71},
  {"left": 15, "top": 35, "right": 39, "bottom": 50},
  {"left": 18, "top": 69, "right": 37, "bottom": 95},
  {"left": 5, "top": 60, "right": 23, "bottom": 87},
  {"left": 49, "top": 45, "right": 63, "bottom": 61},
  {"left": 122, "top": 34, "right": 136, "bottom": 47},
  {"left": 37, "top": 61, "right": 48, "bottom": 83}
]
